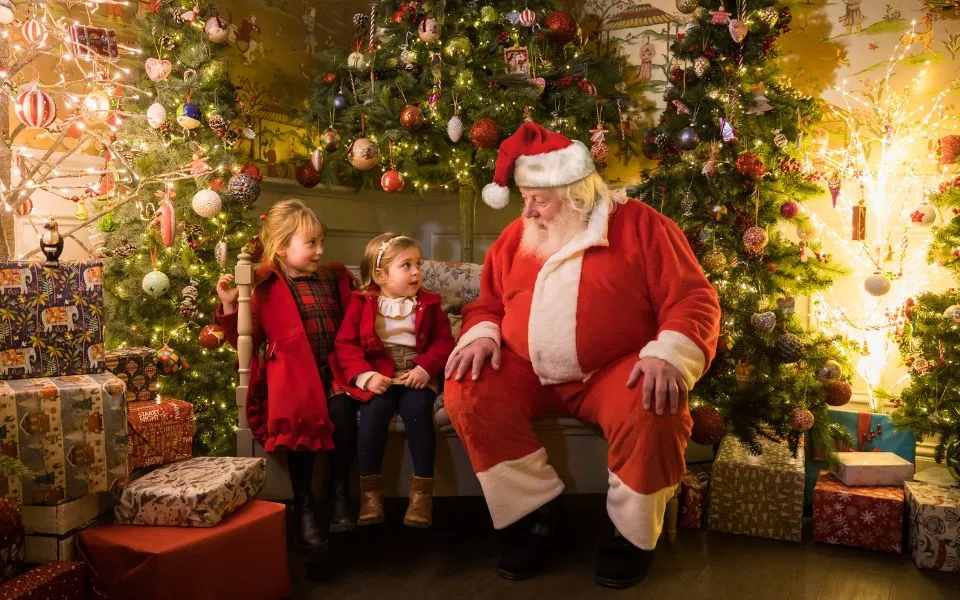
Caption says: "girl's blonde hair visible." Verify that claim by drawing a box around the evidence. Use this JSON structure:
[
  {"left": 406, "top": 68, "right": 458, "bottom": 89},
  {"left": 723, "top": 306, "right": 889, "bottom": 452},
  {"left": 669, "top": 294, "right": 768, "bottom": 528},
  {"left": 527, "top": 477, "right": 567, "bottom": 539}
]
[
  {"left": 360, "top": 233, "right": 420, "bottom": 289},
  {"left": 563, "top": 171, "right": 626, "bottom": 219},
  {"left": 260, "top": 199, "right": 327, "bottom": 266}
]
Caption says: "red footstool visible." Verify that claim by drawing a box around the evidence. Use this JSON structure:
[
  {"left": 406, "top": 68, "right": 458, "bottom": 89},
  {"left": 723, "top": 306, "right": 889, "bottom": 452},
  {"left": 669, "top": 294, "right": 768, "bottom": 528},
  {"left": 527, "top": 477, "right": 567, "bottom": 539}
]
[{"left": 77, "top": 500, "right": 290, "bottom": 600}]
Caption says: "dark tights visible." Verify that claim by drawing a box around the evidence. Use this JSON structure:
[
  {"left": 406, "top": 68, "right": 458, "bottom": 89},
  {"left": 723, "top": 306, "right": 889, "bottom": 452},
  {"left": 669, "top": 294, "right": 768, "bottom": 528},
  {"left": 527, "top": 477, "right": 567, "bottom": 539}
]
[{"left": 287, "top": 393, "right": 358, "bottom": 495}]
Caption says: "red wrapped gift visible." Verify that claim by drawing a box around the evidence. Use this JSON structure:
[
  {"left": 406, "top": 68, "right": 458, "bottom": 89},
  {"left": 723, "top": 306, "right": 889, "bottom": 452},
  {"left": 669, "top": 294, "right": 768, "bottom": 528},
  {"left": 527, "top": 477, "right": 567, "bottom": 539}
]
[
  {"left": 813, "top": 471, "right": 904, "bottom": 554},
  {"left": 77, "top": 500, "right": 290, "bottom": 600},
  {"left": 0, "top": 562, "right": 85, "bottom": 600},
  {"left": 678, "top": 469, "right": 709, "bottom": 529},
  {"left": 126, "top": 399, "right": 194, "bottom": 470}
]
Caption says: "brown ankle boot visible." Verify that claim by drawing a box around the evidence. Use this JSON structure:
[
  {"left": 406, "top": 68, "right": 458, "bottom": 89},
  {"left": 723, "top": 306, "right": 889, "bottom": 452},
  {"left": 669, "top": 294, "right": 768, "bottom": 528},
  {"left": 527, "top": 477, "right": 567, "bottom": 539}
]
[
  {"left": 358, "top": 475, "right": 385, "bottom": 525},
  {"left": 403, "top": 476, "right": 433, "bottom": 528}
]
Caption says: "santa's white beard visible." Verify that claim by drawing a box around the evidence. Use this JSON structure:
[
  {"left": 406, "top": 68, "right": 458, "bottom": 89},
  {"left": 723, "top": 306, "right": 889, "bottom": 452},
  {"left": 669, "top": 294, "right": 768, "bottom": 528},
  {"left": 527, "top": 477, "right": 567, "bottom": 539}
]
[{"left": 520, "top": 203, "right": 588, "bottom": 259}]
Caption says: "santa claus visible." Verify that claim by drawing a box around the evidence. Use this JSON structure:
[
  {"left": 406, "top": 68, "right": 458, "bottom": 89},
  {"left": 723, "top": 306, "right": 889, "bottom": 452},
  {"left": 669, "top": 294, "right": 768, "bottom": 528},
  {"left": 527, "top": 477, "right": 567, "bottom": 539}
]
[{"left": 444, "top": 121, "right": 721, "bottom": 588}]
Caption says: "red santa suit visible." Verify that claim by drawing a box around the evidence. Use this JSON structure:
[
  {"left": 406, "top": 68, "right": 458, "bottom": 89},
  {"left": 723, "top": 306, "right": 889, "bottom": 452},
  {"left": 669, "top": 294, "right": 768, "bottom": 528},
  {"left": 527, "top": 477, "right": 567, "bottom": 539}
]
[{"left": 444, "top": 122, "right": 721, "bottom": 551}]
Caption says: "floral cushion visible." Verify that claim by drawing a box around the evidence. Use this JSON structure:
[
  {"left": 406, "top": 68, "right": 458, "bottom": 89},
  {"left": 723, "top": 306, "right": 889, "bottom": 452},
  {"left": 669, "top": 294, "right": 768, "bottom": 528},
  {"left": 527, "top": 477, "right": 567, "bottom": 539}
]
[{"left": 421, "top": 261, "right": 482, "bottom": 314}]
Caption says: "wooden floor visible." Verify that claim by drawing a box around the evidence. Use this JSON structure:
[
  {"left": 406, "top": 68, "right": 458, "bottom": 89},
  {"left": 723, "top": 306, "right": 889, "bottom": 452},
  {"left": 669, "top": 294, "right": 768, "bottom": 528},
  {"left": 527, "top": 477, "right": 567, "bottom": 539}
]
[{"left": 288, "top": 495, "right": 958, "bottom": 600}]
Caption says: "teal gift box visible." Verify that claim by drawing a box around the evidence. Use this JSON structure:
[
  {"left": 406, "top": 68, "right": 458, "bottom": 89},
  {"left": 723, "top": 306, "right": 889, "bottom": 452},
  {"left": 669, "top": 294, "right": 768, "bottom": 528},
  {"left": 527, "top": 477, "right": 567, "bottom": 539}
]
[{"left": 804, "top": 409, "right": 916, "bottom": 508}]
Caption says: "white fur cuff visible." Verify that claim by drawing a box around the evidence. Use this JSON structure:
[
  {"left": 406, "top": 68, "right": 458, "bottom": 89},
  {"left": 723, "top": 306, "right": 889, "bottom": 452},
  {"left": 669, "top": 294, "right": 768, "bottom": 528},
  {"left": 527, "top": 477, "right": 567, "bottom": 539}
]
[
  {"left": 477, "top": 448, "right": 565, "bottom": 529},
  {"left": 514, "top": 141, "right": 596, "bottom": 188},
  {"left": 639, "top": 330, "right": 706, "bottom": 390},
  {"left": 606, "top": 471, "right": 678, "bottom": 551},
  {"left": 453, "top": 320, "right": 501, "bottom": 354}
]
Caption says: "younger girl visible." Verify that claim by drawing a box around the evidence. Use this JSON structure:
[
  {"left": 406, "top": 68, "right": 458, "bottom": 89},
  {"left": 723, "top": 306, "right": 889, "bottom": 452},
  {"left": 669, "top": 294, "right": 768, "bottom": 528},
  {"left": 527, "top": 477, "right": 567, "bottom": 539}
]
[
  {"left": 333, "top": 234, "right": 454, "bottom": 528},
  {"left": 216, "top": 199, "right": 357, "bottom": 557}
]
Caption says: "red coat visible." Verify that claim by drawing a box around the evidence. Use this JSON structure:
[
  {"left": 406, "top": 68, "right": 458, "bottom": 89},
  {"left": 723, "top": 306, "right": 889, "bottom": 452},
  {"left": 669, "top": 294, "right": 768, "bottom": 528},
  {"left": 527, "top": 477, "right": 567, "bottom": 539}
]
[
  {"left": 332, "top": 288, "right": 455, "bottom": 401},
  {"left": 218, "top": 261, "right": 354, "bottom": 452}
]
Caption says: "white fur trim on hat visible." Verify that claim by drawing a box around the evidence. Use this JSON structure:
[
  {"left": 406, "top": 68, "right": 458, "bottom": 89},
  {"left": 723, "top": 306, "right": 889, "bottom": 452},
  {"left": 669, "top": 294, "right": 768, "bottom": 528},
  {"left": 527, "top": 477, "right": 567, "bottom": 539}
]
[
  {"left": 514, "top": 140, "right": 596, "bottom": 188},
  {"left": 482, "top": 183, "right": 510, "bottom": 209}
]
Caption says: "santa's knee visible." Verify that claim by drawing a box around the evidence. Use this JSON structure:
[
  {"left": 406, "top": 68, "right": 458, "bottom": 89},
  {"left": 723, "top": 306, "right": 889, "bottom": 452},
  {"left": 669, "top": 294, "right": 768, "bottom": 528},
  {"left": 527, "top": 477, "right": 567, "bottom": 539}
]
[{"left": 443, "top": 374, "right": 503, "bottom": 433}]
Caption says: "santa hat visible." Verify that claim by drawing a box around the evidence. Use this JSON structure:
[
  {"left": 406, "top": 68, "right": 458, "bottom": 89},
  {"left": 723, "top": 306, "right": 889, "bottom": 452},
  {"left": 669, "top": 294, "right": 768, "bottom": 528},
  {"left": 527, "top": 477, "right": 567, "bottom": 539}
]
[{"left": 481, "top": 121, "right": 596, "bottom": 209}]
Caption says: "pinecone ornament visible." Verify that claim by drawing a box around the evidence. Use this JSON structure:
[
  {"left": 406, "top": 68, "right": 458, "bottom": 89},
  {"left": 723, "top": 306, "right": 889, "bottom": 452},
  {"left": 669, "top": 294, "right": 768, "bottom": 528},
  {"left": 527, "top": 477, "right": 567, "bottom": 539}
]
[
  {"left": 112, "top": 241, "right": 137, "bottom": 259},
  {"left": 208, "top": 114, "right": 229, "bottom": 137},
  {"left": 774, "top": 332, "right": 803, "bottom": 363}
]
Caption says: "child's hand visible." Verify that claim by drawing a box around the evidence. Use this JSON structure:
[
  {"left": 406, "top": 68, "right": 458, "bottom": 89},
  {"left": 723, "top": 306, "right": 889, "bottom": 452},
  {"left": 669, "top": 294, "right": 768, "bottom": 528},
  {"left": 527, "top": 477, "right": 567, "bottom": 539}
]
[
  {"left": 404, "top": 366, "right": 431, "bottom": 390},
  {"left": 365, "top": 373, "right": 391, "bottom": 395},
  {"left": 216, "top": 274, "right": 240, "bottom": 312}
]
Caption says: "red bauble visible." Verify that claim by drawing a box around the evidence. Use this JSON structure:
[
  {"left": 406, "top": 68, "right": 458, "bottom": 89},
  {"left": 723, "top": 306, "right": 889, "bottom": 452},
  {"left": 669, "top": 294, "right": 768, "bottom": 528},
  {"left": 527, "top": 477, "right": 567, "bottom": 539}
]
[
  {"left": 322, "top": 72, "right": 337, "bottom": 84},
  {"left": 779, "top": 156, "right": 802, "bottom": 173},
  {"left": 199, "top": 324, "right": 225, "bottom": 349},
  {"left": 780, "top": 201, "right": 800, "bottom": 219},
  {"left": 210, "top": 178, "right": 225, "bottom": 192},
  {"left": 690, "top": 405, "right": 726, "bottom": 445},
  {"left": 823, "top": 380, "right": 852, "bottom": 407},
  {"left": 578, "top": 79, "right": 598, "bottom": 96},
  {"left": 470, "top": 118, "right": 499, "bottom": 149},
  {"left": 498, "top": 31, "right": 510, "bottom": 46},
  {"left": 245, "top": 236, "right": 264, "bottom": 263},
  {"left": 544, "top": 10, "right": 577, "bottom": 46},
  {"left": 240, "top": 164, "right": 263, "bottom": 182},
  {"left": 381, "top": 169, "right": 405, "bottom": 193},
  {"left": 296, "top": 161, "right": 322, "bottom": 188},
  {"left": 400, "top": 104, "right": 425, "bottom": 130},
  {"left": 736, "top": 152, "right": 766, "bottom": 178}
]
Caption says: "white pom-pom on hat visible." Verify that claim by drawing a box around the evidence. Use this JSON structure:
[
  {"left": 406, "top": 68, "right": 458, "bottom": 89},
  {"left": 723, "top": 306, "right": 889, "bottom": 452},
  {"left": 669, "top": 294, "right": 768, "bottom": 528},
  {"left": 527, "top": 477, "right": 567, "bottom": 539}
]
[{"left": 482, "top": 183, "right": 511, "bottom": 209}]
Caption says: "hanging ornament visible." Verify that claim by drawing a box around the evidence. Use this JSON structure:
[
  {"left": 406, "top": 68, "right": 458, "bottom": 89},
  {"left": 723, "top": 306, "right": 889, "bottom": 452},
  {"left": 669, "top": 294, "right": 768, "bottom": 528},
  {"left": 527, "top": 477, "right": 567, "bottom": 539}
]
[
  {"left": 693, "top": 57, "right": 710, "bottom": 78},
  {"left": 852, "top": 200, "right": 866, "bottom": 241},
  {"left": 89, "top": 231, "right": 107, "bottom": 258},
  {"left": 400, "top": 104, "right": 425, "bottom": 130},
  {"left": 80, "top": 90, "right": 111, "bottom": 126},
  {"left": 944, "top": 305, "right": 960, "bottom": 322},
  {"left": 347, "top": 135, "right": 380, "bottom": 171},
  {"left": 751, "top": 311, "right": 777, "bottom": 333},
  {"left": 702, "top": 157, "right": 716, "bottom": 178},
  {"left": 544, "top": 10, "right": 577, "bottom": 46},
  {"left": 734, "top": 360, "right": 757, "bottom": 391},
  {"left": 864, "top": 273, "right": 891, "bottom": 297},
  {"left": 710, "top": 5, "right": 732, "bottom": 25},
  {"left": 676, "top": 126, "right": 700, "bottom": 151},
  {"left": 777, "top": 294, "right": 796, "bottom": 315},
  {"left": 14, "top": 88, "right": 56, "bottom": 129},
  {"left": 98, "top": 213, "right": 119, "bottom": 233},
  {"left": 215, "top": 240, "right": 228, "bottom": 268},
  {"left": 481, "top": 6, "right": 499, "bottom": 23},
  {"left": 774, "top": 332, "right": 803, "bottom": 363},
  {"left": 0, "top": 0, "right": 14, "bottom": 25},
  {"left": 400, "top": 48, "right": 417, "bottom": 68},
  {"left": 816, "top": 360, "right": 843, "bottom": 381},
  {"left": 311, "top": 149, "right": 323, "bottom": 172},
  {"left": 146, "top": 102, "right": 167, "bottom": 129},
  {"left": 470, "top": 118, "right": 499, "bottom": 149},
  {"left": 780, "top": 201, "right": 800, "bottom": 219},
  {"left": 827, "top": 172, "right": 841, "bottom": 207},
  {"left": 702, "top": 248, "right": 727, "bottom": 272},
  {"left": 590, "top": 122, "right": 608, "bottom": 166},
  {"left": 155, "top": 199, "right": 176, "bottom": 247},
  {"left": 910, "top": 204, "right": 936, "bottom": 226},
  {"left": 333, "top": 93, "right": 348, "bottom": 110},
  {"left": 191, "top": 189, "right": 222, "bottom": 218},
  {"left": 207, "top": 114, "right": 228, "bottom": 137},
  {"left": 21, "top": 19, "right": 47, "bottom": 44},
  {"left": 735, "top": 152, "right": 766, "bottom": 178},
  {"left": 418, "top": 17, "right": 441, "bottom": 42},
  {"left": 676, "top": 0, "right": 698, "bottom": 14},
  {"left": 199, "top": 324, "right": 226, "bottom": 349},
  {"left": 519, "top": 8, "right": 537, "bottom": 28},
  {"left": 447, "top": 115, "right": 464, "bottom": 142},
  {"left": 296, "top": 160, "right": 322, "bottom": 188},
  {"left": 245, "top": 236, "right": 264, "bottom": 263},
  {"left": 204, "top": 15, "right": 228, "bottom": 43},
  {"left": 743, "top": 226, "right": 769, "bottom": 254},
  {"left": 720, "top": 118, "right": 736, "bottom": 143},
  {"left": 348, "top": 50, "right": 368, "bottom": 71},
  {"left": 322, "top": 72, "right": 337, "bottom": 85},
  {"left": 320, "top": 127, "right": 341, "bottom": 152},
  {"left": 789, "top": 408, "right": 814, "bottom": 432},
  {"left": 157, "top": 344, "right": 188, "bottom": 375},
  {"left": 796, "top": 220, "right": 820, "bottom": 242},
  {"left": 773, "top": 129, "right": 788, "bottom": 149},
  {"left": 15, "top": 197, "right": 33, "bottom": 217},
  {"left": 758, "top": 7, "right": 780, "bottom": 26},
  {"left": 145, "top": 58, "right": 172, "bottom": 82},
  {"left": 228, "top": 173, "right": 261, "bottom": 205},
  {"left": 506, "top": 11, "right": 521, "bottom": 25},
  {"left": 141, "top": 270, "right": 170, "bottom": 298},
  {"left": 578, "top": 79, "right": 598, "bottom": 96},
  {"left": 179, "top": 280, "right": 199, "bottom": 318},
  {"left": 728, "top": 19, "right": 748, "bottom": 43},
  {"left": 745, "top": 92, "right": 773, "bottom": 116},
  {"left": 709, "top": 204, "right": 729, "bottom": 221},
  {"left": 690, "top": 405, "right": 726, "bottom": 445},
  {"left": 176, "top": 102, "right": 202, "bottom": 129},
  {"left": 528, "top": 77, "right": 546, "bottom": 94},
  {"left": 444, "top": 35, "right": 473, "bottom": 59},
  {"left": 381, "top": 169, "right": 404, "bottom": 193},
  {"left": 823, "top": 380, "right": 852, "bottom": 407}
]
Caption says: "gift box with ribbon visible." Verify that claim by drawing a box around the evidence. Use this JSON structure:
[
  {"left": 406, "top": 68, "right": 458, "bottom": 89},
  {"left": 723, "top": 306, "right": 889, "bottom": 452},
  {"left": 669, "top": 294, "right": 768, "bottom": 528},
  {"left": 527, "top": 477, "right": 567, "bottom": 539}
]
[{"left": 678, "top": 468, "right": 709, "bottom": 529}]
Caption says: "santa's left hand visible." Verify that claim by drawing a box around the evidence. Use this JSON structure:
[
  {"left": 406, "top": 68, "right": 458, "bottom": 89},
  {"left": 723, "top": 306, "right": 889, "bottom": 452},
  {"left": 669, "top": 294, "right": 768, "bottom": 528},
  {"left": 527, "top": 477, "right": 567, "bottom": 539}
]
[
  {"left": 404, "top": 366, "right": 432, "bottom": 390},
  {"left": 626, "top": 356, "right": 687, "bottom": 416}
]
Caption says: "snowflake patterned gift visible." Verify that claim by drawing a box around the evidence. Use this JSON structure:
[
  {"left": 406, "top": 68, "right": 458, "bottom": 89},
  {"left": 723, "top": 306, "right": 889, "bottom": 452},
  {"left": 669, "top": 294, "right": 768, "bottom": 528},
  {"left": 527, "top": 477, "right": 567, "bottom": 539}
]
[
  {"left": 905, "top": 477, "right": 960, "bottom": 572},
  {"left": 813, "top": 471, "right": 904, "bottom": 554}
]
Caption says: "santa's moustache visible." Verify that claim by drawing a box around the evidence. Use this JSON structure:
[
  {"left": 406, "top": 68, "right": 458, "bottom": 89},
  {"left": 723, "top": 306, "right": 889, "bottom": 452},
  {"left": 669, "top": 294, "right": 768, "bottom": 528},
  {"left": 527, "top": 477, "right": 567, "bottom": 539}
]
[{"left": 520, "top": 199, "right": 589, "bottom": 259}]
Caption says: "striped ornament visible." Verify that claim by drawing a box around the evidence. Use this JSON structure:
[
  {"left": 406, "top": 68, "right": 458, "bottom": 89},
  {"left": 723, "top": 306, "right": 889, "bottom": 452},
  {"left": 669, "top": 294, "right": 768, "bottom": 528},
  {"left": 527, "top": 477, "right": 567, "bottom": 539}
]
[
  {"left": 20, "top": 19, "right": 47, "bottom": 44},
  {"left": 519, "top": 8, "right": 537, "bottom": 27},
  {"left": 14, "top": 89, "right": 57, "bottom": 128},
  {"left": 157, "top": 200, "right": 176, "bottom": 247},
  {"left": 14, "top": 197, "right": 32, "bottom": 217}
]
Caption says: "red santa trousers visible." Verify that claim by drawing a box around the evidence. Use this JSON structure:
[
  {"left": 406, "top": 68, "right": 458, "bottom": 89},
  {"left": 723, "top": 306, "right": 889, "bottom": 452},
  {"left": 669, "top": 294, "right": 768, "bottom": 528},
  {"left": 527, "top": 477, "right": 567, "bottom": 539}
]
[{"left": 445, "top": 346, "right": 692, "bottom": 550}]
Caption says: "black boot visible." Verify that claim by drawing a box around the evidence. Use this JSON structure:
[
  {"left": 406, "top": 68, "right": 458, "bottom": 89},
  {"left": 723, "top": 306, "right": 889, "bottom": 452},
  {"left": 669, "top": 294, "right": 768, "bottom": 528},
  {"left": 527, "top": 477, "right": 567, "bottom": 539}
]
[
  {"left": 497, "top": 496, "right": 561, "bottom": 581},
  {"left": 328, "top": 480, "right": 357, "bottom": 533},
  {"left": 292, "top": 493, "right": 329, "bottom": 557},
  {"left": 595, "top": 530, "right": 654, "bottom": 589}
]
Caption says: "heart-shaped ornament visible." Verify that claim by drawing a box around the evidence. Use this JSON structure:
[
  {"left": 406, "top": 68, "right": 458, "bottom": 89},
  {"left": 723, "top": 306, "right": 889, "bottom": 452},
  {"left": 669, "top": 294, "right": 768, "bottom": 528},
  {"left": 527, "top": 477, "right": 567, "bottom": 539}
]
[
  {"left": 750, "top": 311, "right": 777, "bottom": 333},
  {"left": 529, "top": 77, "right": 546, "bottom": 94},
  {"left": 728, "top": 19, "right": 748, "bottom": 43},
  {"left": 145, "top": 58, "right": 172, "bottom": 82}
]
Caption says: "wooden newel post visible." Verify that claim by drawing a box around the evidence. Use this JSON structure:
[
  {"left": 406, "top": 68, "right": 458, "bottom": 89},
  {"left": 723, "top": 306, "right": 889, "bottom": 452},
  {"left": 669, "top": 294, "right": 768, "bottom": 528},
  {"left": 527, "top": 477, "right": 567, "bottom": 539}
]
[
  {"left": 458, "top": 183, "right": 476, "bottom": 263},
  {"left": 234, "top": 251, "right": 254, "bottom": 456}
]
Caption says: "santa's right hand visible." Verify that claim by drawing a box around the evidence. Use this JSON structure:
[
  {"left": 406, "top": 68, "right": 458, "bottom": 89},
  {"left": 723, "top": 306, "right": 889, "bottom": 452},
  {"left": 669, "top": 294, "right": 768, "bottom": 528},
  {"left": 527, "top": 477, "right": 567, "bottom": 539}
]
[{"left": 445, "top": 338, "right": 501, "bottom": 381}]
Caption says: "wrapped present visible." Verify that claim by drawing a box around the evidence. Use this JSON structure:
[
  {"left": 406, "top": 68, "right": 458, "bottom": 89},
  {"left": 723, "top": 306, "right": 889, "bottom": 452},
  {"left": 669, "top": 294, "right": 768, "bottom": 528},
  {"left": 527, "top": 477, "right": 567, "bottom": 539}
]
[
  {"left": 0, "top": 562, "right": 84, "bottom": 600},
  {"left": 905, "top": 478, "right": 960, "bottom": 571},
  {"left": 0, "top": 374, "right": 128, "bottom": 506},
  {"left": 21, "top": 492, "right": 113, "bottom": 565},
  {"left": 104, "top": 347, "right": 158, "bottom": 403},
  {"left": 813, "top": 471, "right": 903, "bottom": 553},
  {"left": 115, "top": 457, "right": 264, "bottom": 527},
  {"left": 678, "top": 469, "right": 709, "bottom": 529},
  {"left": 79, "top": 500, "right": 290, "bottom": 600},
  {"left": 830, "top": 451, "right": 914, "bottom": 486},
  {"left": 708, "top": 436, "right": 804, "bottom": 542},
  {"left": 67, "top": 25, "right": 118, "bottom": 60},
  {"left": 127, "top": 399, "right": 194, "bottom": 470},
  {"left": 0, "top": 261, "right": 105, "bottom": 380},
  {"left": 0, "top": 500, "right": 23, "bottom": 584}
]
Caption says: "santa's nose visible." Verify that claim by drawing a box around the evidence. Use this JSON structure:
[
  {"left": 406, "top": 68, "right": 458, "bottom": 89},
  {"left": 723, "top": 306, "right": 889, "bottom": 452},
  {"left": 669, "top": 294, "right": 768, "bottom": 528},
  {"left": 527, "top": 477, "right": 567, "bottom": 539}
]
[{"left": 522, "top": 201, "right": 539, "bottom": 219}]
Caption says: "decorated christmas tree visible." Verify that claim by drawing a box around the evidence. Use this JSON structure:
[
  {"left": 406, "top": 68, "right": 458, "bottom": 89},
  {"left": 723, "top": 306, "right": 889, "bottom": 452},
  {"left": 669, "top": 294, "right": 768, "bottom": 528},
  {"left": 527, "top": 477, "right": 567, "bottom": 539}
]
[
  {"left": 304, "top": 0, "right": 644, "bottom": 261},
  {"left": 642, "top": 0, "right": 855, "bottom": 454},
  {"left": 100, "top": 2, "right": 260, "bottom": 456}
]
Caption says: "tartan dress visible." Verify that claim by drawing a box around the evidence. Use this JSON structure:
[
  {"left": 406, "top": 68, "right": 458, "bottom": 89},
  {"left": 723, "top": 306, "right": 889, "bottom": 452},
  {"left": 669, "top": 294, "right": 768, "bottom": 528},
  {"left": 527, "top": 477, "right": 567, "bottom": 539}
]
[{"left": 284, "top": 266, "right": 349, "bottom": 393}]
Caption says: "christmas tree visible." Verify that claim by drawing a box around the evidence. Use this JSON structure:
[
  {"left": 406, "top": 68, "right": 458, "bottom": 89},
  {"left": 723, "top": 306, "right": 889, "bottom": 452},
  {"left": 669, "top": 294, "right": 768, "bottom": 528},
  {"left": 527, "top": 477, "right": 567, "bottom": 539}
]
[
  {"left": 100, "top": 2, "right": 260, "bottom": 456},
  {"left": 304, "top": 0, "right": 643, "bottom": 261},
  {"left": 642, "top": 0, "right": 855, "bottom": 455}
]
